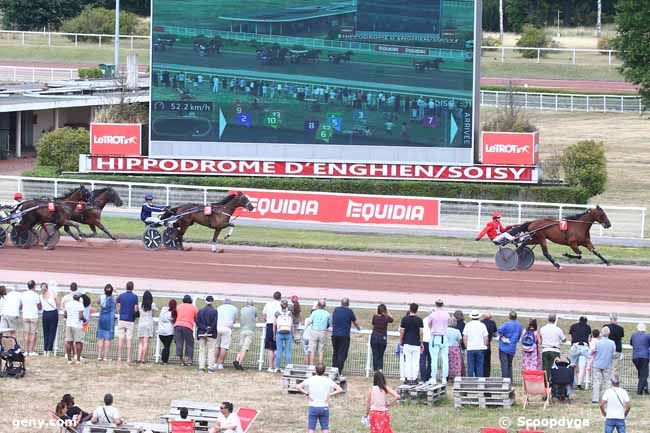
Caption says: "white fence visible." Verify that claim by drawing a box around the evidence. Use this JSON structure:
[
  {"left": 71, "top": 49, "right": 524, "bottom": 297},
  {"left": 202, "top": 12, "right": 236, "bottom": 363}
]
[
  {"left": 1, "top": 176, "right": 645, "bottom": 238},
  {"left": 481, "top": 90, "right": 645, "bottom": 114},
  {"left": 0, "top": 65, "right": 77, "bottom": 82},
  {"left": 0, "top": 29, "right": 621, "bottom": 66}
]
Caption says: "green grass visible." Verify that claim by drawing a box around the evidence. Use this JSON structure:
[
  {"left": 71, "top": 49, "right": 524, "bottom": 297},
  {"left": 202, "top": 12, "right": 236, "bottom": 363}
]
[
  {"left": 0, "top": 45, "right": 150, "bottom": 65},
  {"left": 96, "top": 215, "right": 650, "bottom": 265}
]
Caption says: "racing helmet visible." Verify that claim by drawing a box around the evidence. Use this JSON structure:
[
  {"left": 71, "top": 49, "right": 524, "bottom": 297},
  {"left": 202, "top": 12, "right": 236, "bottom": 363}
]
[
  {"left": 492, "top": 211, "right": 502, "bottom": 219},
  {"left": 14, "top": 192, "right": 23, "bottom": 201},
  {"left": 144, "top": 192, "right": 154, "bottom": 201}
]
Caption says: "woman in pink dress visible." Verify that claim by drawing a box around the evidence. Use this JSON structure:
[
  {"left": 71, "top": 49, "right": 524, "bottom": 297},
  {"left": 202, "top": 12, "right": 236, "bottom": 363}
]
[{"left": 521, "top": 318, "right": 542, "bottom": 370}]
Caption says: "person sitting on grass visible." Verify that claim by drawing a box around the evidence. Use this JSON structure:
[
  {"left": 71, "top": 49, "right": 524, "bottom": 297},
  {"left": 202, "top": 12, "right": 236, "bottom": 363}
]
[
  {"left": 61, "top": 394, "right": 92, "bottom": 429},
  {"left": 91, "top": 393, "right": 124, "bottom": 426},
  {"left": 209, "top": 401, "right": 243, "bottom": 433}
]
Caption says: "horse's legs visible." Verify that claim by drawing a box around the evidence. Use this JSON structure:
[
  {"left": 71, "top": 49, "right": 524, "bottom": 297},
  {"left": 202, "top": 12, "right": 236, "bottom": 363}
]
[
  {"left": 211, "top": 228, "right": 222, "bottom": 252},
  {"left": 63, "top": 221, "right": 82, "bottom": 242},
  {"left": 94, "top": 221, "right": 117, "bottom": 241},
  {"left": 539, "top": 237, "right": 561, "bottom": 270},
  {"left": 584, "top": 240, "right": 611, "bottom": 266},
  {"left": 177, "top": 225, "right": 189, "bottom": 251},
  {"left": 563, "top": 242, "right": 583, "bottom": 260}
]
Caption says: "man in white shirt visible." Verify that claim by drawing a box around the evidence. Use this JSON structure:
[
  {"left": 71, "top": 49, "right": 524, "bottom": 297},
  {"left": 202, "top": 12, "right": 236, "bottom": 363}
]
[
  {"left": 215, "top": 298, "right": 238, "bottom": 370},
  {"left": 60, "top": 282, "right": 79, "bottom": 311},
  {"left": 0, "top": 288, "right": 22, "bottom": 338},
  {"left": 91, "top": 393, "right": 123, "bottom": 426},
  {"left": 540, "top": 313, "right": 566, "bottom": 381},
  {"left": 64, "top": 293, "right": 85, "bottom": 364},
  {"left": 262, "top": 291, "right": 282, "bottom": 373},
  {"left": 296, "top": 364, "right": 344, "bottom": 433},
  {"left": 209, "top": 401, "right": 242, "bottom": 433},
  {"left": 21, "top": 280, "right": 42, "bottom": 356},
  {"left": 463, "top": 310, "right": 488, "bottom": 378},
  {"left": 600, "top": 378, "right": 631, "bottom": 433}
]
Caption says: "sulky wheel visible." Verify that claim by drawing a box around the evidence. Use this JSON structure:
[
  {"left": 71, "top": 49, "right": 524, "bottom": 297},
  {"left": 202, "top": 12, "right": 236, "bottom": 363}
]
[
  {"left": 162, "top": 227, "right": 181, "bottom": 250},
  {"left": 28, "top": 229, "right": 39, "bottom": 247},
  {"left": 495, "top": 246, "right": 519, "bottom": 271},
  {"left": 37, "top": 223, "right": 58, "bottom": 245},
  {"left": 516, "top": 246, "right": 535, "bottom": 270},
  {"left": 10, "top": 226, "right": 31, "bottom": 247},
  {"left": 41, "top": 227, "right": 60, "bottom": 249},
  {"left": 143, "top": 227, "right": 163, "bottom": 250},
  {"left": 0, "top": 226, "right": 7, "bottom": 248}
]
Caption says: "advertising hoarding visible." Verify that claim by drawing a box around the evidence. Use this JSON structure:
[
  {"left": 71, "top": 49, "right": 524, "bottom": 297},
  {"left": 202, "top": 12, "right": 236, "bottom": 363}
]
[
  {"left": 90, "top": 123, "right": 142, "bottom": 156},
  {"left": 481, "top": 131, "right": 540, "bottom": 166}
]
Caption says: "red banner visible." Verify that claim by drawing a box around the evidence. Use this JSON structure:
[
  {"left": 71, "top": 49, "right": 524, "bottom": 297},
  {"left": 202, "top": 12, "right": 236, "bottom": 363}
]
[
  {"left": 236, "top": 407, "right": 258, "bottom": 433},
  {"left": 237, "top": 190, "right": 439, "bottom": 226},
  {"left": 481, "top": 131, "right": 539, "bottom": 166},
  {"left": 90, "top": 123, "right": 142, "bottom": 156},
  {"left": 83, "top": 156, "right": 539, "bottom": 183}
]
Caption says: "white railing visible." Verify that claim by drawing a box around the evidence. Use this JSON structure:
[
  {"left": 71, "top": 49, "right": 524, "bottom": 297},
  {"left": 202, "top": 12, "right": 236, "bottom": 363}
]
[
  {"left": 0, "top": 175, "right": 645, "bottom": 238},
  {"left": 0, "top": 29, "right": 621, "bottom": 66},
  {"left": 481, "top": 90, "right": 645, "bottom": 114},
  {"left": 0, "top": 65, "right": 78, "bottom": 82}
]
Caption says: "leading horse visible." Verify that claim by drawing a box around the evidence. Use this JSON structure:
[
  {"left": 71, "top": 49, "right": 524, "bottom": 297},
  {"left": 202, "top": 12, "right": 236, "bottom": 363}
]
[
  {"left": 519, "top": 206, "right": 612, "bottom": 269},
  {"left": 162, "top": 191, "right": 254, "bottom": 251}
]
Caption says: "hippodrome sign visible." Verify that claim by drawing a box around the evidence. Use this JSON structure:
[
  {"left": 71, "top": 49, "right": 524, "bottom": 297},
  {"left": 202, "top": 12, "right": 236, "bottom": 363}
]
[{"left": 149, "top": 0, "right": 480, "bottom": 167}]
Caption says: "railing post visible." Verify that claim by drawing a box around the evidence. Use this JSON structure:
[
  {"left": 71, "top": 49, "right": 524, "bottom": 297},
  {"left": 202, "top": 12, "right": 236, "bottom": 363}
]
[
  {"left": 128, "top": 185, "right": 132, "bottom": 208},
  {"left": 501, "top": 47, "right": 505, "bottom": 63},
  {"left": 640, "top": 209, "right": 646, "bottom": 238},
  {"left": 495, "top": 92, "right": 499, "bottom": 107},
  {"left": 258, "top": 325, "right": 266, "bottom": 371},
  {"left": 536, "top": 48, "right": 540, "bottom": 63},
  {"left": 608, "top": 50, "right": 612, "bottom": 65},
  {"left": 570, "top": 95, "right": 574, "bottom": 112},
  {"left": 572, "top": 49, "right": 576, "bottom": 65},
  {"left": 75, "top": 34, "right": 78, "bottom": 47},
  {"left": 32, "top": 68, "right": 35, "bottom": 82},
  {"left": 99, "top": 35, "right": 102, "bottom": 48},
  {"left": 517, "top": 204, "right": 522, "bottom": 224},
  {"left": 130, "top": 36, "right": 134, "bottom": 50},
  {"left": 154, "top": 321, "right": 161, "bottom": 363},
  {"left": 559, "top": 206, "right": 563, "bottom": 220},
  {"left": 203, "top": 188, "right": 208, "bottom": 205},
  {"left": 604, "top": 97, "right": 607, "bottom": 113},
  {"left": 54, "top": 180, "right": 58, "bottom": 197},
  {"left": 555, "top": 94, "right": 558, "bottom": 111},
  {"left": 165, "top": 186, "right": 170, "bottom": 206},
  {"left": 365, "top": 333, "right": 372, "bottom": 378},
  {"left": 587, "top": 95, "right": 590, "bottom": 112},
  {"left": 48, "top": 32, "right": 51, "bottom": 46},
  {"left": 21, "top": 32, "right": 25, "bottom": 45},
  {"left": 525, "top": 92, "right": 528, "bottom": 109},
  {"left": 477, "top": 202, "right": 482, "bottom": 228}
]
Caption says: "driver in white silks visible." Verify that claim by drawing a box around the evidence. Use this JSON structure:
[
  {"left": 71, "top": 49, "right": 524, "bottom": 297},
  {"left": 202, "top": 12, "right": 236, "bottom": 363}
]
[{"left": 140, "top": 192, "right": 168, "bottom": 225}]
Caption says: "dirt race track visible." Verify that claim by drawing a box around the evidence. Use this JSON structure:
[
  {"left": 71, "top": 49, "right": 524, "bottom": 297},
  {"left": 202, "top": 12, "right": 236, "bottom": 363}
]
[{"left": 2, "top": 239, "right": 649, "bottom": 314}]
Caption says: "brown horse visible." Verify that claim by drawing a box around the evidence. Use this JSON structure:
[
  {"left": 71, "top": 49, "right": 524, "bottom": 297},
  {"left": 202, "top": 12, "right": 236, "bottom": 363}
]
[
  {"left": 68, "top": 187, "right": 123, "bottom": 240},
  {"left": 519, "top": 206, "right": 612, "bottom": 269},
  {"left": 162, "top": 191, "right": 254, "bottom": 251},
  {"left": 15, "top": 187, "right": 87, "bottom": 248}
]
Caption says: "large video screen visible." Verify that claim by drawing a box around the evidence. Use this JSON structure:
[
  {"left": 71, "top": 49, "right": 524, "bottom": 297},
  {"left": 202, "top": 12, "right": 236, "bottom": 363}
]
[{"left": 149, "top": 0, "right": 478, "bottom": 164}]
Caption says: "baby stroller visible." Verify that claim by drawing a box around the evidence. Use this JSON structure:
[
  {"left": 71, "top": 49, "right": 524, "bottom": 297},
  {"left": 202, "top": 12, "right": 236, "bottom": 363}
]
[
  {"left": 550, "top": 358, "right": 574, "bottom": 402},
  {"left": 0, "top": 336, "right": 26, "bottom": 378}
]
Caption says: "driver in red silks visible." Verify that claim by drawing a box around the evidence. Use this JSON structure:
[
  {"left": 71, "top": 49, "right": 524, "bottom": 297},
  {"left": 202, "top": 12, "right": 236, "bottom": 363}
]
[
  {"left": 476, "top": 212, "right": 516, "bottom": 245},
  {"left": 1, "top": 192, "right": 24, "bottom": 213}
]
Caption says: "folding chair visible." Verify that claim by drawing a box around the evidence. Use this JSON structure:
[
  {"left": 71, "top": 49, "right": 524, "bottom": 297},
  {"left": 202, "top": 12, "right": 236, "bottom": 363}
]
[
  {"left": 522, "top": 369, "right": 551, "bottom": 410},
  {"left": 481, "top": 429, "right": 507, "bottom": 433},
  {"left": 169, "top": 420, "right": 195, "bottom": 433}
]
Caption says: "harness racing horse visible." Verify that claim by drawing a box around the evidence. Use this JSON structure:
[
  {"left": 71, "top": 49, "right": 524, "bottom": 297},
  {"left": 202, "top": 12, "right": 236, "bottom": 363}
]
[
  {"left": 15, "top": 187, "right": 88, "bottom": 248},
  {"left": 66, "top": 187, "right": 123, "bottom": 240},
  {"left": 161, "top": 191, "right": 255, "bottom": 252},
  {"left": 519, "top": 206, "right": 612, "bottom": 269}
]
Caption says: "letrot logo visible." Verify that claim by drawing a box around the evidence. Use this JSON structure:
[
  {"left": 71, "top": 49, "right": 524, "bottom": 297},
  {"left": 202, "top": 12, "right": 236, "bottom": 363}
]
[
  {"left": 93, "top": 135, "right": 137, "bottom": 145},
  {"left": 485, "top": 144, "right": 530, "bottom": 154}
]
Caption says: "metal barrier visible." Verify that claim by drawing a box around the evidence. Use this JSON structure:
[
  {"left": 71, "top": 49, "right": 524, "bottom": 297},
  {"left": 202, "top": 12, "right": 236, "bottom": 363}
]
[
  {"left": 0, "top": 29, "right": 149, "bottom": 50},
  {"left": 0, "top": 175, "right": 646, "bottom": 238},
  {"left": 0, "top": 65, "right": 77, "bottom": 82}
]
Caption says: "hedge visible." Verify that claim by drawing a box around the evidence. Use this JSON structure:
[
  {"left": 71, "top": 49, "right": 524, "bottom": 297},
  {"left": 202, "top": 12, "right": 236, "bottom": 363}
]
[{"left": 53, "top": 174, "right": 591, "bottom": 204}]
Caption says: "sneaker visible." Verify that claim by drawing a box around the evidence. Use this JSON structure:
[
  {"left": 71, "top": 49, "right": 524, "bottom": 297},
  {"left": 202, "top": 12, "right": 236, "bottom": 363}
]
[
  {"left": 208, "top": 367, "right": 217, "bottom": 373},
  {"left": 233, "top": 360, "right": 242, "bottom": 370},
  {"left": 31, "top": 352, "right": 38, "bottom": 356},
  {"left": 267, "top": 368, "right": 275, "bottom": 373},
  {"left": 426, "top": 379, "right": 437, "bottom": 386},
  {"left": 75, "top": 360, "right": 82, "bottom": 365},
  {"left": 217, "top": 364, "right": 224, "bottom": 370},
  {"left": 67, "top": 360, "right": 74, "bottom": 365}
]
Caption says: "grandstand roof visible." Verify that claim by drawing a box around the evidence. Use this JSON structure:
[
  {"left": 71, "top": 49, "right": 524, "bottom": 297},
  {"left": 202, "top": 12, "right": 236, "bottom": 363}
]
[{"left": 219, "top": 2, "right": 355, "bottom": 23}]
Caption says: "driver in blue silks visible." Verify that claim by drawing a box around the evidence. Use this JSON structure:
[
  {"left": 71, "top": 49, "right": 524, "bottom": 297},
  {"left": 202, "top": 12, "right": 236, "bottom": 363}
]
[{"left": 140, "top": 193, "right": 167, "bottom": 225}]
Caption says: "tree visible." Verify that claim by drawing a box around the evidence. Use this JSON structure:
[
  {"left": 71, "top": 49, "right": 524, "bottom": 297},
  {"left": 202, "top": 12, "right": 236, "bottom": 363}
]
[
  {"left": 62, "top": 7, "right": 143, "bottom": 36},
  {"left": 613, "top": 0, "right": 650, "bottom": 107},
  {"left": 516, "top": 24, "right": 550, "bottom": 58},
  {"left": 36, "top": 128, "right": 89, "bottom": 173},
  {"left": 0, "top": 0, "right": 93, "bottom": 30},
  {"left": 561, "top": 140, "right": 607, "bottom": 197},
  {"left": 482, "top": 85, "right": 538, "bottom": 133}
]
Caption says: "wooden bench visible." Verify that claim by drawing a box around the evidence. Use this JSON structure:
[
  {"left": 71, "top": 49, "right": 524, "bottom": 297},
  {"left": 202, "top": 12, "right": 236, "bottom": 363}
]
[
  {"left": 160, "top": 400, "right": 221, "bottom": 431},
  {"left": 281, "top": 364, "right": 346, "bottom": 393},
  {"left": 396, "top": 383, "right": 446, "bottom": 405},
  {"left": 453, "top": 377, "right": 515, "bottom": 409},
  {"left": 82, "top": 422, "right": 166, "bottom": 433}
]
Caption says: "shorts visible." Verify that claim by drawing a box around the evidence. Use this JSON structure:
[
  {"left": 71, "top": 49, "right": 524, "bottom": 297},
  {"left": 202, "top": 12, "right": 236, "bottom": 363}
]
[
  {"left": 116, "top": 320, "right": 134, "bottom": 339},
  {"left": 569, "top": 343, "right": 590, "bottom": 367},
  {"left": 307, "top": 406, "right": 329, "bottom": 430},
  {"left": 215, "top": 327, "right": 232, "bottom": 349},
  {"left": 23, "top": 318, "right": 38, "bottom": 334},
  {"left": 65, "top": 326, "right": 85, "bottom": 343},
  {"left": 0, "top": 315, "right": 18, "bottom": 331},
  {"left": 308, "top": 330, "right": 327, "bottom": 355},
  {"left": 239, "top": 330, "right": 255, "bottom": 352},
  {"left": 264, "top": 323, "right": 276, "bottom": 350}
]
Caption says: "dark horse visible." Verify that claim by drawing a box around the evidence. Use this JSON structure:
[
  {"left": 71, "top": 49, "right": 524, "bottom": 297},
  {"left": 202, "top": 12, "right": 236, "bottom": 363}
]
[
  {"left": 162, "top": 191, "right": 254, "bottom": 251},
  {"left": 16, "top": 187, "right": 87, "bottom": 248},
  {"left": 518, "top": 206, "right": 612, "bottom": 269},
  {"left": 67, "top": 187, "right": 123, "bottom": 240}
]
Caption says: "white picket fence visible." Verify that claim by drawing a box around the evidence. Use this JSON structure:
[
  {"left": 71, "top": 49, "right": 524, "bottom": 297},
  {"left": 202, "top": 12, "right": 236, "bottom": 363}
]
[
  {"left": 0, "top": 65, "right": 77, "bottom": 82},
  {"left": 0, "top": 176, "right": 645, "bottom": 238}
]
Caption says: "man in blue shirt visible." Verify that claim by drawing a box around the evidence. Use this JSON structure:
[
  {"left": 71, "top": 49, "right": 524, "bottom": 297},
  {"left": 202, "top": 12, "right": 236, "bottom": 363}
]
[
  {"left": 592, "top": 326, "right": 616, "bottom": 403},
  {"left": 140, "top": 193, "right": 168, "bottom": 225},
  {"left": 498, "top": 311, "right": 523, "bottom": 380},
  {"left": 330, "top": 298, "right": 360, "bottom": 376},
  {"left": 116, "top": 281, "right": 139, "bottom": 363},
  {"left": 308, "top": 299, "right": 330, "bottom": 366}
]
